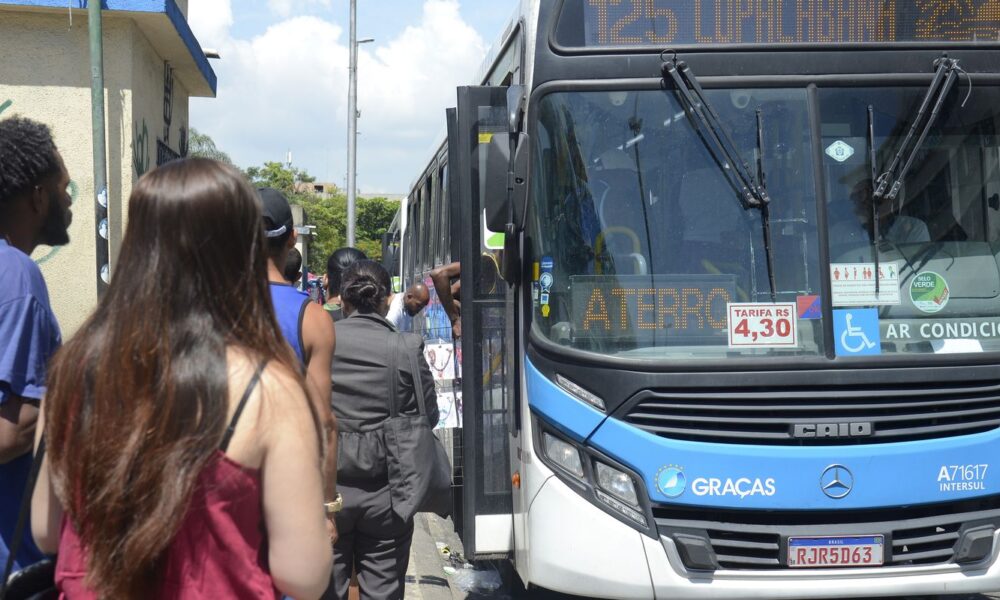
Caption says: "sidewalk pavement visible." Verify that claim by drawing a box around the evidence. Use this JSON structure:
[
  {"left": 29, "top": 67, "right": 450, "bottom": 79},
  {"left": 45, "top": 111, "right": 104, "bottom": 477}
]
[
  {"left": 404, "top": 512, "right": 458, "bottom": 600},
  {"left": 404, "top": 513, "right": 513, "bottom": 600}
]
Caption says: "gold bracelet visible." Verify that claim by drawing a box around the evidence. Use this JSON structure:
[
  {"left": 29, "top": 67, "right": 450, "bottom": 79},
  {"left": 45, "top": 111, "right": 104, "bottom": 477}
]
[{"left": 324, "top": 493, "right": 343, "bottom": 516}]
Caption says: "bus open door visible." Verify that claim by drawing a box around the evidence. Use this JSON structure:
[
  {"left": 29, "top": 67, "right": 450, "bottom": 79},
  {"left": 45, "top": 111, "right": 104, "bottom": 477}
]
[{"left": 447, "top": 85, "right": 520, "bottom": 560}]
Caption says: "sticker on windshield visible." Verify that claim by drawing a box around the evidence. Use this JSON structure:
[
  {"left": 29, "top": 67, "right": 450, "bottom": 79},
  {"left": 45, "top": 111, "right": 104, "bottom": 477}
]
[
  {"left": 834, "top": 308, "right": 881, "bottom": 357},
  {"left": 831, "top": 263, "right": 900, "bottom": 307},
  {"left": 727, "top": 303, "right": 797, "bottom": 348},
  {"left": 796, "top": 295, "right": 821, "bottom": 320},
  {"left": 910, "top": 271, "right": 950, "bottom": 314},
  {"left": 825, "top": 140, "right": 855, "bottom": 163},
  {"left": 540, "top": 272, "right": 554, "bottom": 292}
]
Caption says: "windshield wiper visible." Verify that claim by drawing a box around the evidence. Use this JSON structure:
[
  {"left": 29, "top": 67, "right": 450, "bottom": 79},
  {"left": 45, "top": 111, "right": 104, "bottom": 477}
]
[
  {"left": 868, "top": 55, "right": 967, "bottom": 296},
  {"left": 661, "top": 56, "right": 766, "bottom": 209},
  {"left": 866, "top": 105, "right": 881, "bottom": 295},
  {"left": 755, "top": 108, "right": 777, "bottom": 302},
  {"left": 661, "top": 52, "right": 776, "bottom": 301}
]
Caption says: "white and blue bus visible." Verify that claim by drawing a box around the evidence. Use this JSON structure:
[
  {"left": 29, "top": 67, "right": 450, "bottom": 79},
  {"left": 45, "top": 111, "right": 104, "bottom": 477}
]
[{"left": 397, "top": 1, "right": 1000, "bottom": 597}]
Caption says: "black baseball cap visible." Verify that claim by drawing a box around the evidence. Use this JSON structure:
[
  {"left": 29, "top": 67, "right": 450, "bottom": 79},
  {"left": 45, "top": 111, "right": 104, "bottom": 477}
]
[{"left": 258, "top": 187, "right": 293, "bottom": 238}]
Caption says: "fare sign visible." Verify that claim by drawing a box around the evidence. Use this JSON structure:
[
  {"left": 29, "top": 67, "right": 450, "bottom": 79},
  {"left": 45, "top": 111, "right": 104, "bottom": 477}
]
[{"left": 727, "top": 303, "right": 798, "bottom": 348}]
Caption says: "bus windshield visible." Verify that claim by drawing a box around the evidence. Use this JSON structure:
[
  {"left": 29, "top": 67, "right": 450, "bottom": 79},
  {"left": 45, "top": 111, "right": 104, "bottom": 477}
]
[{"left": 530, "top": 85, "right": 1000, "bottom": 360}]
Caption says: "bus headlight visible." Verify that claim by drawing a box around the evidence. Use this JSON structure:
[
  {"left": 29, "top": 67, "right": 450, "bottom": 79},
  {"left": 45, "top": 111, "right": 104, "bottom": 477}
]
[
  {"left": 595, "top": 462, "right": 639, "bottom": 507},
  {"left": 533, "top": 415, "right": 655, "bottom": 536},
  {"left": 594, "top": 461, "right": 647, "bottom": 528},
  {"left": 554, "top": 374, "right": 606, "bottom": 411},
  {"left": 543, "top": 432, "right": 584, "bottom": 478}
]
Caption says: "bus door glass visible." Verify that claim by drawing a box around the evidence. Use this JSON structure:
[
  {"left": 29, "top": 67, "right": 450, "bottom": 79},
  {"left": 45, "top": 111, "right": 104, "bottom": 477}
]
[{"left": 452, "top": 86, "right": 515, "bottom": 556}]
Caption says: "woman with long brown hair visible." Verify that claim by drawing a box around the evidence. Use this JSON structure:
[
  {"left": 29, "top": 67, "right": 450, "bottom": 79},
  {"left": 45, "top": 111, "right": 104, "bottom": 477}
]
[{"left": 29, "top": 158, "right": 333, "bottom": 599}]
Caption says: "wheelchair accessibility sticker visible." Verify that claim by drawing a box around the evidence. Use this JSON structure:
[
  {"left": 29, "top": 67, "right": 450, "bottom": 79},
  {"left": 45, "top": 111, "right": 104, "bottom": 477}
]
[{"left": 834, "top": 309, "right": 881, "bottom": 357}]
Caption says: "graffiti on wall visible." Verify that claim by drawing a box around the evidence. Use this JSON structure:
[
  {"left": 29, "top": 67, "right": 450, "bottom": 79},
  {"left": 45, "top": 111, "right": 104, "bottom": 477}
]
[
  {"left": 133, "top": 119, "right": 150, "bottom": 176},
  {"left": 155, "top": 61, "right": 183, "bottom": 167},
  {"left": 162, "top": 61, "right": 173, "bottom": 146},
  {"left": 1, "top": 98, "right": 78, "bottom": 264},
  {"left": 178, "top": 124, "right": 189, "bottom": 158},
  {"left": 157, "top": 139, "right": 180, "bottom": 165}
]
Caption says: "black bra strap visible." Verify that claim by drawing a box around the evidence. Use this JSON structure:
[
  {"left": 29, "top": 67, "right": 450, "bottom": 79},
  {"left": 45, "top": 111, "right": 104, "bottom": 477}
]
[{"left": 221, "top": 360, "right": 268, "bottom": 452}]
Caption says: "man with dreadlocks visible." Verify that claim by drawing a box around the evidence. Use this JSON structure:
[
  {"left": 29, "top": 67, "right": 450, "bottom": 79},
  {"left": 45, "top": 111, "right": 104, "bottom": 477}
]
[{"left": 0, "top": 116, "right": 72, "bottom": 572}]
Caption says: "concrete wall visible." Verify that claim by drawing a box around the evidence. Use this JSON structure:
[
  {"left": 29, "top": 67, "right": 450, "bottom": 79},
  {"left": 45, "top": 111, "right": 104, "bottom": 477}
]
[
  {"left": 130, "top": 21, "right": 191, "bottom": 235},
  {"left": 0, "top": 8, "right": 193, "bottom": 334}
]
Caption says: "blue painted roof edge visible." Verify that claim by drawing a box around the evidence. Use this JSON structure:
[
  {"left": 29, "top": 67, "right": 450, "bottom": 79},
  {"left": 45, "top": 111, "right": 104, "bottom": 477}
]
[
  {"left": 163, "top": 0, "right": 217, "bottom": 95},
  {"left": 0, "top": 0, "right": 217, "bottom": 96}
]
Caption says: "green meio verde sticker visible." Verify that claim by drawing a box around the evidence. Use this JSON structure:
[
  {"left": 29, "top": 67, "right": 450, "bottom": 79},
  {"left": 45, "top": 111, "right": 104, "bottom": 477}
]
[{"left": 910, "top": 271, "right": 950, "bottom": 314}]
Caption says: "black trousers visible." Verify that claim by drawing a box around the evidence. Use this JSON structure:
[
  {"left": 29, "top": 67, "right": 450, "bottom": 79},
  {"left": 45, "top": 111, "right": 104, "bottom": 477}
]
[{"left": 324, "top": 478, "right": 414, "bottom": 600}]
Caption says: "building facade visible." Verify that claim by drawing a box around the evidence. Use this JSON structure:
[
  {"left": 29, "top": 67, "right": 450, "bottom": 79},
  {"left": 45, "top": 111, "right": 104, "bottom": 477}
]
[{"left": 0, "top": 0, "right": 216, "bottom": 333}]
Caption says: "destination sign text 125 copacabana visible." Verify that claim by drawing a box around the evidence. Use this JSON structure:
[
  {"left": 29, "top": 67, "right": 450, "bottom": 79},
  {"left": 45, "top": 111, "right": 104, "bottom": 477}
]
[
  {"left": 570, "top": 275, "right": 735, "bottom": 341},
  {"left": 580, "top": 0, "right": 1000, "bottom": 46}
]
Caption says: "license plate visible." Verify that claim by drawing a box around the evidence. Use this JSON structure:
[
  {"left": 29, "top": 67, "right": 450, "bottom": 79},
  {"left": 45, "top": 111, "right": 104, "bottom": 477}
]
[{"left": 787, "top": 535, "right": 884, "bottom": 568}]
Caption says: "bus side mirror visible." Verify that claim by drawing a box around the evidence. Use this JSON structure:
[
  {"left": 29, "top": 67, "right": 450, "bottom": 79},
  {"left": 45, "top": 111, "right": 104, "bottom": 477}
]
[
  {"left": 484, "top": 132, "right": 530, "bottom": 232},
  {"left": 484, "top": 132, "right": 511, "bottom": 232}
]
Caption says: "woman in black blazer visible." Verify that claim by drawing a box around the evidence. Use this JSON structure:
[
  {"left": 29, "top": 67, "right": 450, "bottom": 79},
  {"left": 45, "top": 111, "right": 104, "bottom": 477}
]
[{"left": 325, "top": 260, "right": 437, "bottom": 600}]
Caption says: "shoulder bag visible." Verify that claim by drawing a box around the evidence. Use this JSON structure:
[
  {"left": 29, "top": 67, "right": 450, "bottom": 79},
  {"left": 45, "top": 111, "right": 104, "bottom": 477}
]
[{"left": 382, "top": 333, "right": 453, "bottom": 522}]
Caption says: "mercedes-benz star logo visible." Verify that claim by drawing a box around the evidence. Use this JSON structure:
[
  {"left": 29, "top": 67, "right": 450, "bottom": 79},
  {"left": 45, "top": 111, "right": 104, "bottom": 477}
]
[{"left": 820, "top": 464, "right": 854, "bottom": 499}]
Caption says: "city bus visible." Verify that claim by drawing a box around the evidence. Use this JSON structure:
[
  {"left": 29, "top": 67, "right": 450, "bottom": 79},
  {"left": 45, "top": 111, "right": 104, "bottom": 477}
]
[{"left": 400, "top": 1, "right": 1000, "bottom": 597}]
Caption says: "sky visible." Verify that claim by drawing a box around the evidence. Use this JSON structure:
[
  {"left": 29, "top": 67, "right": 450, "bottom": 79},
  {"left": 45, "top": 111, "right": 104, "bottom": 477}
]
[{"left": 187, "top": 0, "right": 517, "bottom": 194}]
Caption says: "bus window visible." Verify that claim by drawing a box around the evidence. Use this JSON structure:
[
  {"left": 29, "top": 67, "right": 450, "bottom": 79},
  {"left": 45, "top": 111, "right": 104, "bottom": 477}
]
[
  {"left": 440, "top": 164, "right": 451, "bottom": 263},
  {"left": 429, "top": 167, "right": 441, "bottom": 266},
  {"left": 820, "top": 86, "right": 1000, "bottom": 355},
  {"left": 530, "top": 88, "right": 821, "bottom": 359},
  {"left": 421, "top": 178, "right": 432, "bottom": 271},
  {"left": 415, "top": 185, "right": 426, "bottom": 275},
  {"left": 406, "top": 199, "right": 418, "bottom": 281}
]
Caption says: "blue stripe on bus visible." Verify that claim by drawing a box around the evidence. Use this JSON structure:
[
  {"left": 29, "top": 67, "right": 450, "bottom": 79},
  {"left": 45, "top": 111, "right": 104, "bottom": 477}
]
[
  {"left": 588, "top": 415, "right": 1000, "bottom": 510},
  {"left": 526, "top": 358, "right": 606, "bottom": 443}
]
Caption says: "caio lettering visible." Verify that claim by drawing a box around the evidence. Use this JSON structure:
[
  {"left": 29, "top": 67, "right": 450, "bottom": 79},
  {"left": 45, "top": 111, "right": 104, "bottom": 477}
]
[{"left": 792, "top": 422, "right": 873, "bottom": 438}]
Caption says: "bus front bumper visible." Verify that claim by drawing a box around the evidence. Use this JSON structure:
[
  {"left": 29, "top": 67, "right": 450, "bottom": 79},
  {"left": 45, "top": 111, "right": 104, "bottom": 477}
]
[{"left": 527, "top": 474, "right": 1000, "bottom": 599}]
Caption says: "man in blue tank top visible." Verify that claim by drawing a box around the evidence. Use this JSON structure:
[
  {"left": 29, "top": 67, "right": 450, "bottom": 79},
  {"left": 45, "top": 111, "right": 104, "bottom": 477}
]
[{"left": 260, "top": 187, "right": 340, "bottom": 542}]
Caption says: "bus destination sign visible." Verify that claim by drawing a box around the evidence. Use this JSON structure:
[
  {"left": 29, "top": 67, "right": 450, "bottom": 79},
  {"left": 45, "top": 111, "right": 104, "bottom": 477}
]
[
  {"left": 570, "top": 274, "right": 735, "bottom": 341},
  {"left": 581, "top": 0, "right": 1000, "bottom": 46}
]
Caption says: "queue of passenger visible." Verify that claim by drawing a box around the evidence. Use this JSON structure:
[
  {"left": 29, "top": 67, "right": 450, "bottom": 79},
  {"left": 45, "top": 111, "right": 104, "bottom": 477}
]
[{"left": 0, "top": 117, "right": 446, "bottom": 600}]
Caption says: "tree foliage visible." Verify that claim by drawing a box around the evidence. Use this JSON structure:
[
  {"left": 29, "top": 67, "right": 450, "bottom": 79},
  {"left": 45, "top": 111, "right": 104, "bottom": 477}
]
[
  {"left": 245, "top": 161, "right": 315, "bottom": 194},
  {"left": 243, "top": 160, "right": 398, "bottom": 274},
  {"left": 187, "top": 128, "right": 233, "bottom": 165}
]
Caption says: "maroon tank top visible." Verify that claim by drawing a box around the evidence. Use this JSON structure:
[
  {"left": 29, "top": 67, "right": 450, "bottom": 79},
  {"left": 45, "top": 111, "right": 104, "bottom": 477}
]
[{"left": 55, "top": 363, "right": 279, "bottom": 599}]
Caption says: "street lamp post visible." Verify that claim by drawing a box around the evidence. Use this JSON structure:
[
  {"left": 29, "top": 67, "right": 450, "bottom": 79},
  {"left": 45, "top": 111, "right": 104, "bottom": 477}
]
[
  {"left": 346, "top": 0, "right": 373, "bottom": 248},
  {"left": 88, "top": 1, "right": 110, "bottom": 297}
]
